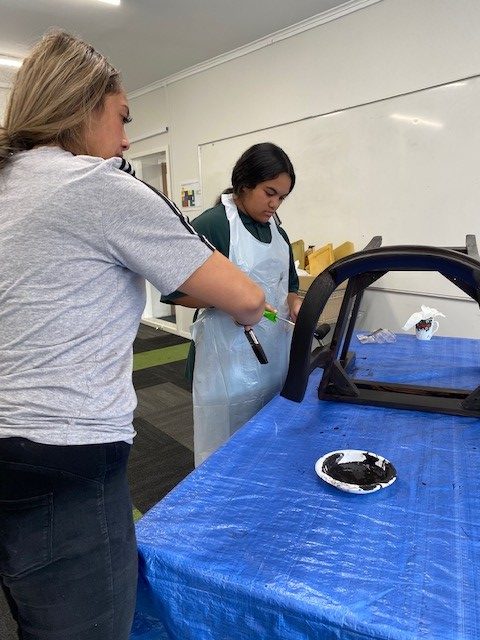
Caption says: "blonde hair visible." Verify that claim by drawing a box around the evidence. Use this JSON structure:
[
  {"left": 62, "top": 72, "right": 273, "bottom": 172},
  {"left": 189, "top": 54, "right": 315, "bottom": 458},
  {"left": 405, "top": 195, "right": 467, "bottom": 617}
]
[{"left": 0, "top": 29, "right": 121, "bottom": 170}]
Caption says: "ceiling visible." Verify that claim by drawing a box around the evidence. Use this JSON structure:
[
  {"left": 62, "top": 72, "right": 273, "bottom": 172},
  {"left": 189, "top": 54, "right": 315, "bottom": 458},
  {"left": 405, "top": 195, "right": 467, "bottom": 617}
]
[{"left": 0, "top": 0, "right": 354, "bottom": 93}]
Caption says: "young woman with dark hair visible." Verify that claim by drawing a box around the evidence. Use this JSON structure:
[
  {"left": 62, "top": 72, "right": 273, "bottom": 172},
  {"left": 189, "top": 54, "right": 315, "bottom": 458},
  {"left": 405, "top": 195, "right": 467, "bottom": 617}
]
[{"left": 164, "top": 142, "right": 302, "bottom": 466}]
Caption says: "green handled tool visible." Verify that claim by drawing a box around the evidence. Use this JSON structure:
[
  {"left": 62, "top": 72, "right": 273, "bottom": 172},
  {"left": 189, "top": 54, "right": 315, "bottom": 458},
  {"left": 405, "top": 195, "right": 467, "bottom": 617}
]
[{"left": 263, "top": 310, "right": 295, "bottom": 326}]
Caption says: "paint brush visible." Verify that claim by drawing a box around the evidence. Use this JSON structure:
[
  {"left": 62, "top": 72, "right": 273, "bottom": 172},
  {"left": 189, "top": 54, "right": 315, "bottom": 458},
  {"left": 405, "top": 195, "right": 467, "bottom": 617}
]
[{"left": 244, "top": 328, "right": 268, "bottom": 364}]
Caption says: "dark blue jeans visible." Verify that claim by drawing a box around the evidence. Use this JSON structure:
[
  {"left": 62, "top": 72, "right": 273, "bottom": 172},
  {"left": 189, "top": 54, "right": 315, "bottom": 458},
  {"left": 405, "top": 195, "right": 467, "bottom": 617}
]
[{"left": 0, "top": 437, "right": 138, "bottom": 640}]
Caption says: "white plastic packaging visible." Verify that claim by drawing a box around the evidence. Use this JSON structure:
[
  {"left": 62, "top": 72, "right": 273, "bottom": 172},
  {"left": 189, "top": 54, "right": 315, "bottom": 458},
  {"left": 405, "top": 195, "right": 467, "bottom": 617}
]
[{"left": 356, "top": 329, "right": 396, "bottom": 344}]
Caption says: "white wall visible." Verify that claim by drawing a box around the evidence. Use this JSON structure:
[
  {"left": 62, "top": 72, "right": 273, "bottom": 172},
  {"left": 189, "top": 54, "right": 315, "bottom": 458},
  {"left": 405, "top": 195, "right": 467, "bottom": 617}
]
[
  {"left": 0, "top": 87, "right": 9, "bottom": 122},
  {"left": 126, "top": 0, "right": 480, "bottom": 338}
]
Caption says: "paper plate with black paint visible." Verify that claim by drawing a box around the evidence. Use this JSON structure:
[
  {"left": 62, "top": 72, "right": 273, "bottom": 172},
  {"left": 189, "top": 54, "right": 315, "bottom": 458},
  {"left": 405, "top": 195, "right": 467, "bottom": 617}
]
[{"left": 315, "top": 449, "right": 396, "bottom": 494}]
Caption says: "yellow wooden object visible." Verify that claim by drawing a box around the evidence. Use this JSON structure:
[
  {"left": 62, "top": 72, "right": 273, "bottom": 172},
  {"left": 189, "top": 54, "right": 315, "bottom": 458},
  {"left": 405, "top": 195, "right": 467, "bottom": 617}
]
[
  {"left": 307, "top": 243, "right": 334, "bottom": 276},
  {"left": 333, "top": 241, "right": 355, "bottom": 261},
  {"left": 290, "top": 239, "right": 305, "bottom": 269}
]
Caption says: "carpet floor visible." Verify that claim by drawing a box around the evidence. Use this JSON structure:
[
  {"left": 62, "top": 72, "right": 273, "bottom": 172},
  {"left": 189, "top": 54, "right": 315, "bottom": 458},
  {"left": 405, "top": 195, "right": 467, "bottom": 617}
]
[{"left": 129, "top": 323, "right": 194, "bottom": 515}]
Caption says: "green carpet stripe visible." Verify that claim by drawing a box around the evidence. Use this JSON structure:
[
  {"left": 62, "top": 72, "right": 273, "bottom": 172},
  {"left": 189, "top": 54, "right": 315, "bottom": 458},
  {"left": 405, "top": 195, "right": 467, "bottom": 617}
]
[
  {"left": 132, "top": 507, "right": 143, "bottom": 523},
  {"left": 133, "top": 343, "right": 190, "bottom": 371}
]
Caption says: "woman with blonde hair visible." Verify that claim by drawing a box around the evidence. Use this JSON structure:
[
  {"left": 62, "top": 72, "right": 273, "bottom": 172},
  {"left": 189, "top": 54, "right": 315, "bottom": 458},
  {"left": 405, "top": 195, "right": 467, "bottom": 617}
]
[{"left": 0, "top": 29, "right": 264, "bottom": 639}]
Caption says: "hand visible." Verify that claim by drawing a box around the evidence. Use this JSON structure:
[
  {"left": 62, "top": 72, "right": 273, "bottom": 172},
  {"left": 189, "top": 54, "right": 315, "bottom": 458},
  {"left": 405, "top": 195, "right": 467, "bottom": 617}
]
[
  {"left": 287, "top": 293, "right": 303, "bottom": 323},
  {"left": 234, "top": 319, "right": 253, "bottom": 331},
  {"left": 235, "top": 301, "right": 277, "bottom": 330}
]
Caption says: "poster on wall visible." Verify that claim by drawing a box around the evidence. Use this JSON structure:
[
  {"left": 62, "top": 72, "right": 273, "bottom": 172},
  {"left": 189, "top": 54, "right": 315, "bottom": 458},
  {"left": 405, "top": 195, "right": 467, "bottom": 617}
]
[{"left": 180, "top": 180, "right": 202, "bottom": 212}]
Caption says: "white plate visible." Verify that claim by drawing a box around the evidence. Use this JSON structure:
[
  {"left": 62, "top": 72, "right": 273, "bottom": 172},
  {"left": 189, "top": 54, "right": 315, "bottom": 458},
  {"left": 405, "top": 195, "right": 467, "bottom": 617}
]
[{"left": 315, "top": 449, "right": 397, "bottom": 494}]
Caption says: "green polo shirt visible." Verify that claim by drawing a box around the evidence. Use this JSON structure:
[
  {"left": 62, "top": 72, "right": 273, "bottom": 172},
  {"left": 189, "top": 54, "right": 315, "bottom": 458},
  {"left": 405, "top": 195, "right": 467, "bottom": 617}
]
[{"left": 161, "top": 203, "right": 299, "bottom": 381}]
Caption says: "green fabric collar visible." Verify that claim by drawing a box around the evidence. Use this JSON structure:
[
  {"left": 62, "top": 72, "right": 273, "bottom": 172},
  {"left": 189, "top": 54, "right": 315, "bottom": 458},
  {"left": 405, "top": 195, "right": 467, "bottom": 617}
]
[{"left": 237, "top": 209, "right": 271, "bottom": 229}]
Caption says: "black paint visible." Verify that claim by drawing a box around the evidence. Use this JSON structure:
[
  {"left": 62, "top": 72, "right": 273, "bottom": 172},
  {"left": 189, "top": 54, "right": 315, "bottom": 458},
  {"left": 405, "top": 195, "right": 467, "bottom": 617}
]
[{"left": 322, "top": 451, "right": 396, "bottom": 490}]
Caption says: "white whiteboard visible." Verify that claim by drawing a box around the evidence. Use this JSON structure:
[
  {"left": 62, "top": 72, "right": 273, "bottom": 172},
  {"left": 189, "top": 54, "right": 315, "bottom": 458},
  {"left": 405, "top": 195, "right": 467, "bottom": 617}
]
[{"left": 198, "top": 75, "right": 480, "bottom": 298}]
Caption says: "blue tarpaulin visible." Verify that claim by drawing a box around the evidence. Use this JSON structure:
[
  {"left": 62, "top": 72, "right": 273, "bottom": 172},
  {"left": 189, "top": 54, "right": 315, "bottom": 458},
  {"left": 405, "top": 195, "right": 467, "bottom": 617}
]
[{"left": 130, "top": 334, "right": 480, "bottom": 640}]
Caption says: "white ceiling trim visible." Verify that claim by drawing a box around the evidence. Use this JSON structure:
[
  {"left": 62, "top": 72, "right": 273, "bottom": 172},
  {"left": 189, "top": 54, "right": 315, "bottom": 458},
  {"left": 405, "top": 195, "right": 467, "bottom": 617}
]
[{"left": 128, "top": 0, "right": 384, "bottom": 99}]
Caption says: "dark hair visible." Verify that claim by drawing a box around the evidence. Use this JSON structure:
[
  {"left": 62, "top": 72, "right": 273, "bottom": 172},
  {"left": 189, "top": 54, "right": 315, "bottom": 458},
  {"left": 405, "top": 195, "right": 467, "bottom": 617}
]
[{"left": 215, "top": 142, "right": 295, "bottom": 205}]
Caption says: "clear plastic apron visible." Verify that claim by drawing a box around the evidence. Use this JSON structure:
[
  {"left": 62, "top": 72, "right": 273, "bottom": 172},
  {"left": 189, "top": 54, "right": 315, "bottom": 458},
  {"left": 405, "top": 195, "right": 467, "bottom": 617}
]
[{"left": 192, "top": 193, "right": 291, "bottom": 466}]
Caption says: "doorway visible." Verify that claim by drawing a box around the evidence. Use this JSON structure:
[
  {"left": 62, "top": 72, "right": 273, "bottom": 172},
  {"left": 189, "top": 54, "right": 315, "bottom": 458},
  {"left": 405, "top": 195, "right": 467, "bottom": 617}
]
[{"left": 130, "top": 146, "right": 179, "bottom": 335}]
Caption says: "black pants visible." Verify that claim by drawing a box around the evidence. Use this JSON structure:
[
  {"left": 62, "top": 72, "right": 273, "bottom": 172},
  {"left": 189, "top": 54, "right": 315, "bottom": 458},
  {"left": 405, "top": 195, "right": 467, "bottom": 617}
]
[{"left": 0, "top": 437, "right": 138, "bottom": 640}]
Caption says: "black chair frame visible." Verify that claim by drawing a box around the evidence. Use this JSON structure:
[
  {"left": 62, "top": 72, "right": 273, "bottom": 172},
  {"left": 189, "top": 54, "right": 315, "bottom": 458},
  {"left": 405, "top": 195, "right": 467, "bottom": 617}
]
[{"left": 281, "top": 235, "right": 480, "bottom": 417}]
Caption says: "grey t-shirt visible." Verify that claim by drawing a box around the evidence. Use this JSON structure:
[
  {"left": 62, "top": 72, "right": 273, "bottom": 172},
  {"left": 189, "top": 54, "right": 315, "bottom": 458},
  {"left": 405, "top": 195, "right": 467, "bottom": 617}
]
[{"left": 0, "top": 147, "right": 212, "bottom": 445}]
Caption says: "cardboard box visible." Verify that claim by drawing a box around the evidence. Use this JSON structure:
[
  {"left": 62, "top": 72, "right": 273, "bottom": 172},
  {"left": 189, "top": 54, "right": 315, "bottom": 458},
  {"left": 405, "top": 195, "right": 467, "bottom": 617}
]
[
  {"left": 298, "top": 274, "right": 316, "bottom": 293},
  {"left": 306, "top": 243, "right": 334, "bottom": 276},
  {"left": 290, "top": 239, "right": 305, "bottom": 269},
  {"left": 292, "top": 239, "right": 353, "bottom": 325},
  {"left": 298, "top": 277, "right": 347, "bottom": 325}
]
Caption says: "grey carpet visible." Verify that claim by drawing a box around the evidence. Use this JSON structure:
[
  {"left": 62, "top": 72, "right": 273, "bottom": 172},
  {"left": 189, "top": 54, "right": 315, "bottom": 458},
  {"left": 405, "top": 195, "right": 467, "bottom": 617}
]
[
  {"left": 0, "top": 586, "right": 17, "bottom": 639},
  {"left": 129, "top": 416, "right": 194, "bottom": 515}
]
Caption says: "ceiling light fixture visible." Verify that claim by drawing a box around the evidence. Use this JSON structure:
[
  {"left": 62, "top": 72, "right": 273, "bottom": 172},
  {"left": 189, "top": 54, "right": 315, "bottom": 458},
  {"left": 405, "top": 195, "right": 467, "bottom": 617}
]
[
  {"left": 0, "top": 56, "right": 22, "bottom": 68},
  {"left": 390, "top": 113, "right": 443, "bottom": 129},
  {"left": 96, "top": 0, "right": 121, "bottom": 5}
]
